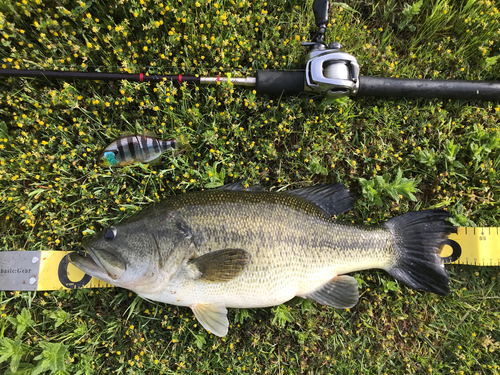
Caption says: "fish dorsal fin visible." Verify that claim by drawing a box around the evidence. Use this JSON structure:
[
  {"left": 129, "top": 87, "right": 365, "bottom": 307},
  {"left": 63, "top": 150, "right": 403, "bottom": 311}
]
[
  {"left": 285, "top": 183, "right": 354, "bottom": 216},
  {"left": 218, "top": 181, "right": 265, "bottom": 192},
  {"left": 188, "top": 249, "right": 250, "bottom": 282},
  {"left": 190, "top": 303, "right": 228, "bottom": 337},
  {"left": 245, "top": 185, "right": 266, "bottom": 192},
  {"left": 305, "top": 275, "right": 359, "bottom": 309},
  {"left": 218, "top": 181, "right": 243, "bottom": 190}
]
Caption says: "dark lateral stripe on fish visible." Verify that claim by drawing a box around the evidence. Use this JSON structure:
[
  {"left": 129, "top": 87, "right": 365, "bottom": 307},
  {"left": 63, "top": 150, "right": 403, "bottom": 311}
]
[
  {"left": 140, "top": 135, "right": 149, "bottom": 153},
  {"left": 117, "top": 137, "right": 126, "bottom": 162},
  {"left": 127, "top": 137, "right": 137, "bottom": 160},
  {"left": 152, "top": 137, "right": 160, "bottom": 153}
]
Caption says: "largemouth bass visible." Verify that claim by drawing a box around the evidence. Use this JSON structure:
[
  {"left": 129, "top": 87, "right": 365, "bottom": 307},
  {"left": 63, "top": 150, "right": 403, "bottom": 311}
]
[{"left": 70, "top": 183, "right": 455, "bottom": 337}]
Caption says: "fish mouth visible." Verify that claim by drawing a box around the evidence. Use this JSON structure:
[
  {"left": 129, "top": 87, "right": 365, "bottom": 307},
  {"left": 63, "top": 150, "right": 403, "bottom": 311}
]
[{"left": 69, "top": 247, "right": 127, "bottom": 281}]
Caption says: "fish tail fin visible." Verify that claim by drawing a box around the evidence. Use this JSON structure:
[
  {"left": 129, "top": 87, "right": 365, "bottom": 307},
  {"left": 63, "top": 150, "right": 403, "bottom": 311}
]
[{"left": 383, "top": 209, "right": 456, "bottom": 296}]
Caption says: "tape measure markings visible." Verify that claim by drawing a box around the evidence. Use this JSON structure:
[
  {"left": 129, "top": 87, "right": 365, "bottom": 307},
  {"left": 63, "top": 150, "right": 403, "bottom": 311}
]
[{"left": 446, "top": 227, "right": 500, "bottom": 266}]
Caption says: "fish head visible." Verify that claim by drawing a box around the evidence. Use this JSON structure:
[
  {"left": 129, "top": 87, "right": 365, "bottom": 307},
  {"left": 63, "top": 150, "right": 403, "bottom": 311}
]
[
  {"left": 70, "top": 209, "right": 184, "bottom": 294},
  {"left": 98, "top": 151, "right": 118, "bottom": 167}
]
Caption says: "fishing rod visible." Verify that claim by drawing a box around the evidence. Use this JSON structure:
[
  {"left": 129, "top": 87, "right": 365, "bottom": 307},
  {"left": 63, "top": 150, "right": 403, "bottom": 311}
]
[{"left": 1, "top": 0, "right": 499, "bottom": 101}]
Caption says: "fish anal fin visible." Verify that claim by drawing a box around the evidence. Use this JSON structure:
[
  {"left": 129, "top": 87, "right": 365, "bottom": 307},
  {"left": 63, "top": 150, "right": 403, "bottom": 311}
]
[
  {"left": 188, "top": 249, "right": 250, "bottom": 282},
  {"left": 286, "top": 183, "right": 354, "bottom": 216},
  {"left": 191, "top": 303, "right": 228, "bottom": 337},
  {"left": 305, "top": 275, "right": 359, "bottom": 309}
]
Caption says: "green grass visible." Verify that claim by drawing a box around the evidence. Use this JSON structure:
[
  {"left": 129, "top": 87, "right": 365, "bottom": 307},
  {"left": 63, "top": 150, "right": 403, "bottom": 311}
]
[{"left": 0, "top": 0, "right": 499, "bottom": 373}]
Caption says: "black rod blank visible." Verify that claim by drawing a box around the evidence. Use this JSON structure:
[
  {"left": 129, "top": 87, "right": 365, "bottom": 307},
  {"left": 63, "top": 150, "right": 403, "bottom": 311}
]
[{"left": 0, "top": 69, "right": 201, "bottom": 83}]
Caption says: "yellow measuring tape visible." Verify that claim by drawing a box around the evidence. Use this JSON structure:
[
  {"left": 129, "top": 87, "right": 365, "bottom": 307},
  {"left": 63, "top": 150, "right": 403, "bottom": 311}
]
[
  {"left": 38, "top": 250, "right": 114, "bottom": 290},
  {"left": 443, "top": 227, "right": 500, "bottom": 266},
  {"left": 0, "top": 227, "right": 497, "bottom": 291}
]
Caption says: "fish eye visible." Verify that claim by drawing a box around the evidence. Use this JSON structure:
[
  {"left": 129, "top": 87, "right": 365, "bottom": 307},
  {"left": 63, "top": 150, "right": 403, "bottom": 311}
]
[{"left": 105, "top": 226, "right": 117, "bottom": 240}]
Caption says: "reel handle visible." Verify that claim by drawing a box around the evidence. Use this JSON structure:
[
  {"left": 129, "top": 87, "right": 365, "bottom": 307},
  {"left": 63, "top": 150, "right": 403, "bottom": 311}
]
[{"left": 312, "top": 0, "right": 330, "bottom": 43}]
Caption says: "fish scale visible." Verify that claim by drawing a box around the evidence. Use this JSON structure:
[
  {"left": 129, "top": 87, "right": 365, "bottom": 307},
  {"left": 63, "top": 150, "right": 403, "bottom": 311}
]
[{"left": 71, "top": 184, "right": 455, "bottom": 337}]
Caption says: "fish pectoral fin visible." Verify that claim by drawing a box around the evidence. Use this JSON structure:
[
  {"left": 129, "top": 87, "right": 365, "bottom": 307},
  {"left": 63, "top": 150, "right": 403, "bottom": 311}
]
[
  {"left": 188, "top": 249, "right": 250, "bottom": 283},
  {"left": 285, "top": 183, "right": 354, "bottom": 216},
  {"left": 190, "top": 303, "right": 228, "bottom": 337},
  {"left": 305, "top": 275, "right": 359, "bottom": 309}
]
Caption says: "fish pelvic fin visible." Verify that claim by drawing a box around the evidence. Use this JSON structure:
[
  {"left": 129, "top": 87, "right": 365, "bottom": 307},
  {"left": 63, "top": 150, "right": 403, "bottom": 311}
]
[
  {"left": 304, "top": 275, "right": 359, "bottom": 309},
  {"left": 190, "top": 303, "right": 228, "bottom": 337},
  {"left": 384, "top": 209, "right": 456, "bottom": 296},
  {"left": 188, "top": 249, "right": 250, "bottom": 283}
]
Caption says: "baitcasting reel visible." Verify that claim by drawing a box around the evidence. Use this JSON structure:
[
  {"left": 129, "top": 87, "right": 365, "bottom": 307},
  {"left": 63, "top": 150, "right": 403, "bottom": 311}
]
[{"left": 302, "top": 0, "right": 360, "bottom": 98}]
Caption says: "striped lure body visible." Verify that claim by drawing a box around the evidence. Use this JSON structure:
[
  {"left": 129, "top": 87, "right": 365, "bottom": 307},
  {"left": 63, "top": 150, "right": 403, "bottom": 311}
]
[{"left": 98, "top": 134, "right": 176, "bottom": 167}]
